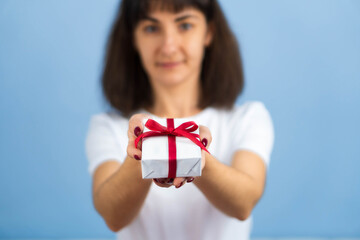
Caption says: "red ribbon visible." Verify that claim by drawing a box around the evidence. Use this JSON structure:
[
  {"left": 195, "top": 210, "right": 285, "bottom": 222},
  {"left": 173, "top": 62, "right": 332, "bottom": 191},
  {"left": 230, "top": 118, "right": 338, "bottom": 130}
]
[{"left": 134, "top": 118, "right": 210, "bottom": 178}]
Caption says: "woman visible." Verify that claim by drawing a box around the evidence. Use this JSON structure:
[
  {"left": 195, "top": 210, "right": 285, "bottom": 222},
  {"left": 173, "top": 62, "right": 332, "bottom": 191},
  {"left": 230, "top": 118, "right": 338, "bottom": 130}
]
[{"left": 85, "top": 0, "right": 274, "bottom": 239}]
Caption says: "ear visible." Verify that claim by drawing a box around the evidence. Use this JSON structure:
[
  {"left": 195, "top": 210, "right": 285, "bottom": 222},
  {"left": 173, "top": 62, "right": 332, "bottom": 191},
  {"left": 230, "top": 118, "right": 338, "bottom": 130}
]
[{"left": 204, "top": 22, "right": 214, "bottom": 47}]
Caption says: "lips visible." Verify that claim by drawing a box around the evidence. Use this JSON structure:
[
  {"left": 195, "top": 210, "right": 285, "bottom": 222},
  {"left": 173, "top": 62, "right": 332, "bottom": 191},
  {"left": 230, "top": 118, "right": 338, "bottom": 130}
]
[{"left": 158, "top": 61, "right": 182, "bottom": 68}]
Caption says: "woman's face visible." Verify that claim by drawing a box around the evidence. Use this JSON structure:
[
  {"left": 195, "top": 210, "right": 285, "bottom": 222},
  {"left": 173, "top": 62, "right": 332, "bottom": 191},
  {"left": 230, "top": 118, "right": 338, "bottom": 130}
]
[{"left": 133, "top": 7, "right": 213, "bottom": 88}]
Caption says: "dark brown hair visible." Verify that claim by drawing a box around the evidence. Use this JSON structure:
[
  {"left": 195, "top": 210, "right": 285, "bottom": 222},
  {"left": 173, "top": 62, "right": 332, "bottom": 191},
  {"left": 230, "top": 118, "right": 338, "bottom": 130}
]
[{"left": 102, "top": 0, "right": 244, "bottom": 117}]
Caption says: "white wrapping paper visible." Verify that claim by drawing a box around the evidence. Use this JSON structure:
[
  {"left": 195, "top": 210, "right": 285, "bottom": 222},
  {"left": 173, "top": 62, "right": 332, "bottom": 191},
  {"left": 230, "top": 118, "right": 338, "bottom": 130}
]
[{"left": 140, "top": 117, "right": 202, "bottom": 179}]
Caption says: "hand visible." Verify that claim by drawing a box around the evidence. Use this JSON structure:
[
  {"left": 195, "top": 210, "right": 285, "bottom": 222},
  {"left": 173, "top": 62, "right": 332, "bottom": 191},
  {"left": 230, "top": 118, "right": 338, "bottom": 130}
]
[{"left": 152, "top": 124, "right": 212, "bottom": 188}]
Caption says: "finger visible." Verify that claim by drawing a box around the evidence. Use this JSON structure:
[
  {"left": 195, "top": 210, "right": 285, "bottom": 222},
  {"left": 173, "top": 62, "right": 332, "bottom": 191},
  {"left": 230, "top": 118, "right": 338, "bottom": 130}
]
[
  {"left": 128, "top": 113, "right": 152, "bottom": 149},
  {"left": 153, "top": 178, "right": 174, "bottom": 185},
  {"left": 127, "top": 139, "right": 143, "bottom": 160},
  {"left": 127, "top": 113, "right": 152, "bottom": 160},
  {"left": 173, "top": 177, "right": 186, "bottom": 188},
  {"left": 198, "top": 125, "right": 212, "bottom": 150},
  {"left": 186, "top": 177, "right": 195, "bottom": 183},
  {"left": 155, "top": 178, "right": 174, "bottom": 185},
  {"left": 153, "top": 179, "right": 172, "bottom": 188},
  {"left": 163, "top": 178, "right": 174, "bottom": 185}
]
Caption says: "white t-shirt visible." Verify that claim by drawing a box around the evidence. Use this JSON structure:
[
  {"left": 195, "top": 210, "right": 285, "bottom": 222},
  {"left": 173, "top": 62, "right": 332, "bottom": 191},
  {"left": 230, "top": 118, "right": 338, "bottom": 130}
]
[{"left": 85, "top": 101, "right": 274, "bottom": 240}]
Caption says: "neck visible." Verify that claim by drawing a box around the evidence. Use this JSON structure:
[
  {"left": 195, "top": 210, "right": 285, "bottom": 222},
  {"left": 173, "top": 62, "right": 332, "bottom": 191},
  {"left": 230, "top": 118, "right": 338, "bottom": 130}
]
[{"left": 146, "top": 76, "right": 202, "bottom": 118}]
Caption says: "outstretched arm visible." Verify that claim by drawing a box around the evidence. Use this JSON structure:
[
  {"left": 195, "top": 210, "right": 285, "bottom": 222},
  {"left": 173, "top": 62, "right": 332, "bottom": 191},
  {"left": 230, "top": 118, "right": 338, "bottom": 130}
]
[
  {"left": 193, "top": 150, "right": 267, "bottom": 220},
  {"left": 92, "top": 113, "right": 153, "bottom": 232},
  {"left": 93, "top": 158, "right": 152, "bottom": 232}
]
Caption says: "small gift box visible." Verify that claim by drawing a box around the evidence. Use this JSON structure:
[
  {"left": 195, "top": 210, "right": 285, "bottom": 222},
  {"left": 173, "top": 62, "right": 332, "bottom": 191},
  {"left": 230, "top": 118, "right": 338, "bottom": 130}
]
[{"left": 135, "top": 117, "right": 210, "bottom": 179}]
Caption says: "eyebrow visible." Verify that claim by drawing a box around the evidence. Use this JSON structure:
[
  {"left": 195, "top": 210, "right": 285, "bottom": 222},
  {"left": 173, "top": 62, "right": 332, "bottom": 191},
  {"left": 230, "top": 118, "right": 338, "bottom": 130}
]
[{"left": 142, "top": 14, "right": 199, "bottom": 23}]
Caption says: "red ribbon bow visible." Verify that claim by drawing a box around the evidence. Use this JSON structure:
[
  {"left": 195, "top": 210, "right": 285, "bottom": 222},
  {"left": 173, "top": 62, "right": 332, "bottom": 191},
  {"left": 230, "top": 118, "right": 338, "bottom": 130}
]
[{"left": 135, "top": 118, "right": 210, "bottom": 178}]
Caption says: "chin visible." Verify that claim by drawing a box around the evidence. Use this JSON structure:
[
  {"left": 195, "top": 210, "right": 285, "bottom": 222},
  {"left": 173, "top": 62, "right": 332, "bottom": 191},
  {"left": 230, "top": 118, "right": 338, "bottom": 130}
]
[{"left": 154, "top": 74, "right": 186, "bottom": 87}]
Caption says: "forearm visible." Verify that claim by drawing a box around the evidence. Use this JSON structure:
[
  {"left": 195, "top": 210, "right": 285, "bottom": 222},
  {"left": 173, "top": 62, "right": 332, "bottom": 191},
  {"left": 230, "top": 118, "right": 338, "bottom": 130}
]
[
  {"left": 93, "top": 156, "right": 152, "bottom": 231},
  {"left": 193, "top": 152, "right": 261, "bottom": 220}
]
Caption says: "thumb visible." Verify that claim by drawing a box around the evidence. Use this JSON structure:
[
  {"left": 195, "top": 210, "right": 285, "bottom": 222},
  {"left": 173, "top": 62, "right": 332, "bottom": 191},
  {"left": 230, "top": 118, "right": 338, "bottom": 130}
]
[{"left": 198, "top": 125, "right": 212, "bottom": 150}]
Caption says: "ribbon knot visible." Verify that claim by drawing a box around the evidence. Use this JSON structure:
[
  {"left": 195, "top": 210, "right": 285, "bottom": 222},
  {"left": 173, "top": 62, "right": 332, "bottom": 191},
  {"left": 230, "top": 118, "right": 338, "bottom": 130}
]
[{"left": 167, "top": 128, "right": 175, "bottom": 134}]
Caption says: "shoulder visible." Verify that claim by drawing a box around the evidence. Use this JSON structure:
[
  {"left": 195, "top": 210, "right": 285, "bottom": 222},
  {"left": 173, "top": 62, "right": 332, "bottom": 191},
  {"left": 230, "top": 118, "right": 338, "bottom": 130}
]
[
  {"left": 88, "top": 111, "right": 129, "bottom": 129},
  {"left": 230, "top": 101, "right": 275, "bottom": 167},
  {"left": 85, "top": 111, "right": 129, "bottom": 176},
  {"left": 233, "top": 101, "right": 273, "bottom": 130},
  {"left": 232, "top": 101, "right": 270, "bottom": 118},
  {"left": 86, "top": 111, "right": 130, "bottom": 143},
  {"left": 210, "top": 101, "right": 272, "bottom": 125},
  {"left": 201, "top": 101, "right": 272, "bottom": 129}
]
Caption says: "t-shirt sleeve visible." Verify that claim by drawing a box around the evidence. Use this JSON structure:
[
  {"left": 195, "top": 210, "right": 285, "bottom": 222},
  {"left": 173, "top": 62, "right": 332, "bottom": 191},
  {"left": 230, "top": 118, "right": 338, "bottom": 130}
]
[
  {"left": 231, "top": 102, "right": 275, "bottom": 169},
  {"left": 85, "top": 114, "right": 126, "bottom": 176}
]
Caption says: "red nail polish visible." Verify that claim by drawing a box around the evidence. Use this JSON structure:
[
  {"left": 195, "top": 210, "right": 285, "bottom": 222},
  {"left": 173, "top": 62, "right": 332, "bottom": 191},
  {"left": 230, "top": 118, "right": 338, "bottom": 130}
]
[
  {"left": 167, "top": 178, "right": 174, "bottom": 184},
  {"left": 134, "top": 127, "right": 141, "bottom": 137},
  {"left": 202, "top": 138, "right": 208, "bottom": 147},
  {"left": 176, "top": 181, "right": 184, "bottom": 188},
  {"left": 187, "top": 177, "right": 194, "bottom": 183},
  {"left": 134, "top": 154, "right": 141, "bottom": 160}
]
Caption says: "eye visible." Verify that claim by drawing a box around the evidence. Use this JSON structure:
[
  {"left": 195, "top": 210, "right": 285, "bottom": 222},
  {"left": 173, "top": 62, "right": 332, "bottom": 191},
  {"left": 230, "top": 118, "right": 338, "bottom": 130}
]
[
  {"left": 144, "top": 25, "right": 158, "bottom": 33},
  {"left": 179, "top": 23, "right": 193, "bottom": 31}
]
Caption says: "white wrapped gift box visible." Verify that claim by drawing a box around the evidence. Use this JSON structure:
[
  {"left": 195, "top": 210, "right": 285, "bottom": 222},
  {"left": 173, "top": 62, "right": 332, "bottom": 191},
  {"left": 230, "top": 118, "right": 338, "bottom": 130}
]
[{"left": 140, "top": 117, "right": 202, "bottom": 179}]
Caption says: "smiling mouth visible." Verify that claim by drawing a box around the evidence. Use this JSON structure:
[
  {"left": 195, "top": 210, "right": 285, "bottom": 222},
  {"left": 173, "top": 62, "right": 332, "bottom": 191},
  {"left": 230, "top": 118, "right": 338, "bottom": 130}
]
[{"left": 157, "top": 61, "right": 183, "bottom": 68}]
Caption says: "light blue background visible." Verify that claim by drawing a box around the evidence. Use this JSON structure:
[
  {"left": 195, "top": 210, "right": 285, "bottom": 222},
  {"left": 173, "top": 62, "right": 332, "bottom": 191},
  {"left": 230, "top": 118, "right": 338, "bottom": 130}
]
[{"left": 0, "top": 0, "right": 359, "bottom": 238}]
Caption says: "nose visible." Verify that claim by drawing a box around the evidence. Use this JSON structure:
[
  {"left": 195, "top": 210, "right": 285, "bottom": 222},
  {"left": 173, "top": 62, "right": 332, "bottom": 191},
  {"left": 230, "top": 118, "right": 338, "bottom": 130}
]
[{"left": 159, "top": 28, "right": 179, "bottom": 57}]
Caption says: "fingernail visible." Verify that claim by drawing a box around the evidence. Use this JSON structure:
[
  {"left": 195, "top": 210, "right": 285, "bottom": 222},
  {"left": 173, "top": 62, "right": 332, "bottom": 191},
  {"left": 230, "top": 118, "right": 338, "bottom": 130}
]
[
  {"left": 167, "top": 178, "right": 174, "bottom": 184},
  {"left": 202, "top": 138, "right": 208, "bottom": 147},
  {"left": 153, "top": 179, "right": 159, "bottom": 183},
  {"left": 134, "top": 154, "right": 141, "bottom": 160},
  {"left": 187, "top": 177, "right": 195, "bottom": 183},
  {"left": 134, "top": 126, "right": 141, "bottom": 137},
  {"left": 176, "top": 181, "right": 184, "bottom": 188}
]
